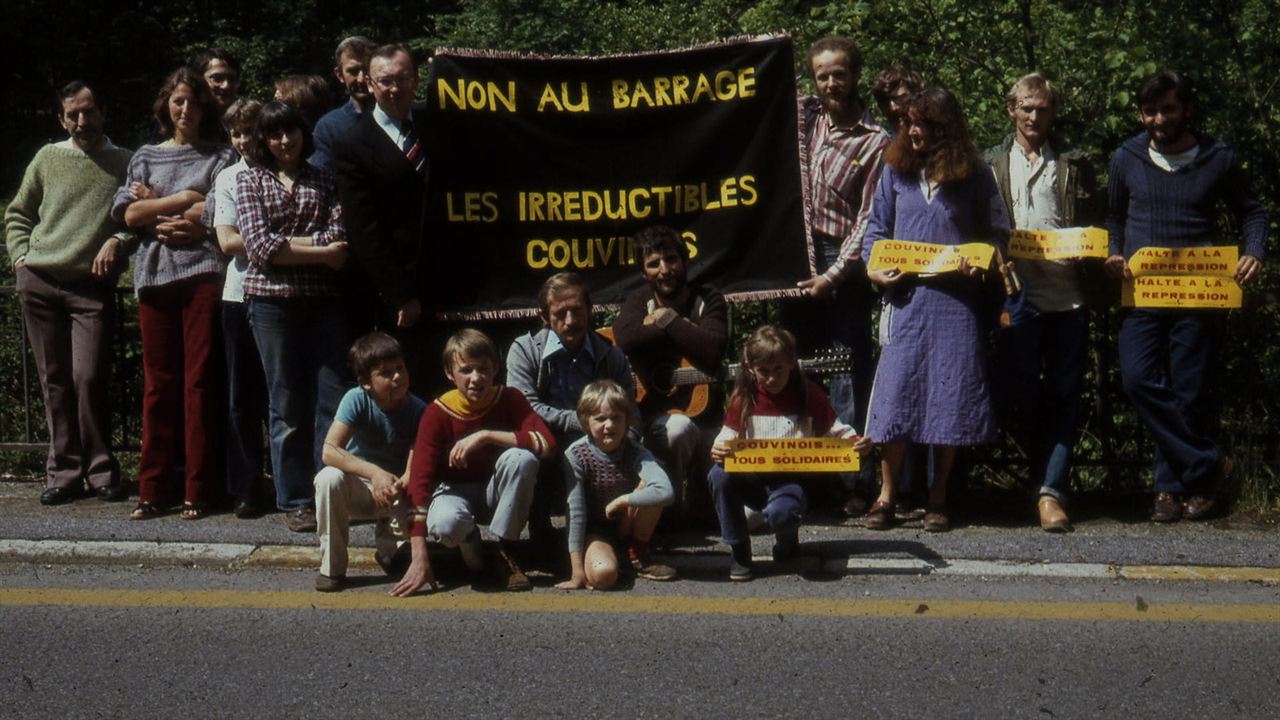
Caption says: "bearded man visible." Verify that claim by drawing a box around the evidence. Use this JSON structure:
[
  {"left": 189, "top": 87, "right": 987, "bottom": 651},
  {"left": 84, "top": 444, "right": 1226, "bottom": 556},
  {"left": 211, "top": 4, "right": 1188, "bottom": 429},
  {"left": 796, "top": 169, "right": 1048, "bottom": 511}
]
[{"left": 785, "top": 36, "right": 890, "bottom": 515}]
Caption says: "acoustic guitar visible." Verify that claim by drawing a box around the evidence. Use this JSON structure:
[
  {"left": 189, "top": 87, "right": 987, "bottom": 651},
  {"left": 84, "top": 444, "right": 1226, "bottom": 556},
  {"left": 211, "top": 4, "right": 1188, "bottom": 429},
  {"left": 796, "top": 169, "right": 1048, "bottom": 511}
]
[{"left": 596, "top": 328, "right": 855, "bottom": 419}]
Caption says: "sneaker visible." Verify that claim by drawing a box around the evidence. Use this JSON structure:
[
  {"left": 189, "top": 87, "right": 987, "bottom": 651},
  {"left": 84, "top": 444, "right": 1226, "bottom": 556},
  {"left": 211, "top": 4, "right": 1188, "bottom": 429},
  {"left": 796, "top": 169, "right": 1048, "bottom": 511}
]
[
  {"left": 771, "top": 529, "right": 800, "bottom": 563},
  {"left": 630, "top": 555, "right": 677, "bottom": 582},
  {"left": 498, "top": 546, "right": 531, "bottom": 592},
  {"left": 285, "top": 506, "right": 317, "bottom": 533},
  {"left": 458, "top": 529, "right": 485, "bottom": 573},
  {"left": 314, "top": 573, "right": 345, "bottom": 592},
  {"left": 729, "top": 543, "right": 755, "bottom": 582},
  {"left": 375, "top": 542, "right": 413, "bottom": 578}
]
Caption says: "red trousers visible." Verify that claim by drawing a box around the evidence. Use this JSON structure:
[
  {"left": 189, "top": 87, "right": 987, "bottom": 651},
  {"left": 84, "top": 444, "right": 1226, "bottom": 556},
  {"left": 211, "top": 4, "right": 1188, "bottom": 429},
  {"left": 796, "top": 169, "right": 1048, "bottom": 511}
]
[{"left": 136, "top": 277, "right": 223, "bottom": 505}]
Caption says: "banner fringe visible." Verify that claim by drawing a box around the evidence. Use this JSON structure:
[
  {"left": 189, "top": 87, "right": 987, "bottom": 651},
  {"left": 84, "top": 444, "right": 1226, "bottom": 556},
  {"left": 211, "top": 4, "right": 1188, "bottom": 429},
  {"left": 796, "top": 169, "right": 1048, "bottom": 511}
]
[
  {"left": 434, "top": 291, "right": 806, "bottom": 322},
  {"left": 435, "top": 33, "right": 793, "bottom": 63}
]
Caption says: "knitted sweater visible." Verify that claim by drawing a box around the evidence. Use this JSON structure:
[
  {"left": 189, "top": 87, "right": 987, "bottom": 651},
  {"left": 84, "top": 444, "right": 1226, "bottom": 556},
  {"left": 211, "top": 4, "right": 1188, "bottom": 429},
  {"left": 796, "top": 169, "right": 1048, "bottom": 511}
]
[
  {"left": 406, "top": 386, "right": 555, "bottom": 537},
  {"left": 111, "top": 142, "right": 236, "bottom": 292},
  {"left": 563, "top": 435, "right": 673, "bottom": 552},
  {"left": 714, "top": 380, "right": 854, "bottom": 446},
  {"left": 1106, "top": 132, "right": 1268, "bottom": 260},
  {"left": 5, "top": 142, "right": 132, "bottom": 281}
]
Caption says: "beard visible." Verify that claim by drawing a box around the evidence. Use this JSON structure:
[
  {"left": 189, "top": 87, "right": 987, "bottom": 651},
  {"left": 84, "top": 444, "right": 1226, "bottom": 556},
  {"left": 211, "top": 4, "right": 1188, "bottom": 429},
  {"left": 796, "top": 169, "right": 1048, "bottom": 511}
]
[
  {"left": 1150, "top": 118, "right": 1192, "bottom": 149},
  {"left": 821, "top": 88, "right": 855, "bottom": 116}
]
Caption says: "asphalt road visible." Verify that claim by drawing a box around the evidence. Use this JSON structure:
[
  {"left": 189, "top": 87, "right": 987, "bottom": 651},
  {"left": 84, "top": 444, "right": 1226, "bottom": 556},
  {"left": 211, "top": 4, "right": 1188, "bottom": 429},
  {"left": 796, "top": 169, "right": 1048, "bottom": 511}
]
[{"left": 2, "top": 562, "right": 1278, "bottom": 719}]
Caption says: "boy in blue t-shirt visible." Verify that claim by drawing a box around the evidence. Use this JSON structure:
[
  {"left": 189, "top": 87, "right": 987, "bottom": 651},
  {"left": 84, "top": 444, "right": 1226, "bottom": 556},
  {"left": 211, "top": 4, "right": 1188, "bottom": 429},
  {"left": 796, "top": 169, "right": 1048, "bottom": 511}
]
[{"left": 314, "top": 332, "right": 427, "bottom": 592}]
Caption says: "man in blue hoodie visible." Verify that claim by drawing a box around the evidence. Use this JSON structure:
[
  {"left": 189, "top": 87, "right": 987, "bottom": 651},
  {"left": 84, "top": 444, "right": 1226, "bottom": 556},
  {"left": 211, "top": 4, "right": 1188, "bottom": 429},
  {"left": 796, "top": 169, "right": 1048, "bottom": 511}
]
[{"left": 1105, "top": 70, "right": 1267, "bottom": 523}]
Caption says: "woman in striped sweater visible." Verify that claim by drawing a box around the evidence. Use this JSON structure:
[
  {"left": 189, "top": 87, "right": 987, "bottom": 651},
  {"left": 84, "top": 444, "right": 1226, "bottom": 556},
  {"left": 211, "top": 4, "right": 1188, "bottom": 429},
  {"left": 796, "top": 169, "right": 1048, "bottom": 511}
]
[{"left": 112, "top": 68, "right": 236, "bottom": 520}]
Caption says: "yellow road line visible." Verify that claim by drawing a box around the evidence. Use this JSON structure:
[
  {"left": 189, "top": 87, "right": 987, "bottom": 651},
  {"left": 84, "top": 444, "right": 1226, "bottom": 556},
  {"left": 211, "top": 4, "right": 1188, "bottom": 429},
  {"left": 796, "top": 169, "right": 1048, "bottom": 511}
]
[
  {"left": 1116, "top": 565, "right": 1280, "bottom": 583},
  {"left": 1, "top": 588, "right": 1277, "bottom": 624}
]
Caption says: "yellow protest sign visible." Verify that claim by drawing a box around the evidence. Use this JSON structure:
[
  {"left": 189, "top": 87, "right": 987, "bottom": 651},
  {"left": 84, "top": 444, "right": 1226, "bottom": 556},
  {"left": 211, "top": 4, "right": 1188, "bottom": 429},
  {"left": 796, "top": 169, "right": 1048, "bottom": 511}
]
[
  {"left": 1008, "top": 227, "right": 1109, "bottom": 261},
  {"left": 867, "top": 240, "right": 996, "bottom": 275},
  {"left": 724, "top": 438, "right": 861, "bottom": 473},
  {"left": 1121, "top": 275, "right": 1242, "bottom": 309},
  {"left": 1127, "top": 246, "right": 1237, "bottom": 277}
]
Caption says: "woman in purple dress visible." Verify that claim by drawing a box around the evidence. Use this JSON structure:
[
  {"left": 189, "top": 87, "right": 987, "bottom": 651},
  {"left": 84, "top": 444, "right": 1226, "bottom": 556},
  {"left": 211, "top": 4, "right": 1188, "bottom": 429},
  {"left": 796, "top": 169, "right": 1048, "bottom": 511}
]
[{"left": 862, "top": 87, "right": 1009, "bottom": 532}]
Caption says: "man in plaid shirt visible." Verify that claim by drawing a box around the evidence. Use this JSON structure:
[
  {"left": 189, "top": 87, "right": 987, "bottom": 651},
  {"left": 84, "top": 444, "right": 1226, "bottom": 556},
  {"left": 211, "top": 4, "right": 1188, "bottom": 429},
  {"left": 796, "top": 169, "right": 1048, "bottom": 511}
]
[{"left": 786, "top": 36, "right": 890, "bottom": 516}]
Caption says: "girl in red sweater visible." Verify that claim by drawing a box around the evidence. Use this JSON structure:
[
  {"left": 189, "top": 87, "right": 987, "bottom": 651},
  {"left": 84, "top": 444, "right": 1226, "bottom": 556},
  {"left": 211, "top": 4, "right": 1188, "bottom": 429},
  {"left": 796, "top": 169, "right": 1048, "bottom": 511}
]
[{"left": 708, "top": 326, "right": 870, "bottom": 581}]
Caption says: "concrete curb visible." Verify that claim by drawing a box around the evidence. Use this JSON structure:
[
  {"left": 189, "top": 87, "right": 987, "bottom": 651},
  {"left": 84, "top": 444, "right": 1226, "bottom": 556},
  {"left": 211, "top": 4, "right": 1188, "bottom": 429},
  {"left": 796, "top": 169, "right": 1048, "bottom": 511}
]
[{"left": 3, "top": 539, "right": 1278, "bottom": 584}]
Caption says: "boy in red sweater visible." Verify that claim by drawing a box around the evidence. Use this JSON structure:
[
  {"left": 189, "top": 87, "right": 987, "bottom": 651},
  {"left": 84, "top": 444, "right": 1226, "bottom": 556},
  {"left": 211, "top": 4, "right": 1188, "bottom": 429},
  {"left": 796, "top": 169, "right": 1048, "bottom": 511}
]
[{"left": 390, "top": 329, "right": 556, "bottom": 595}]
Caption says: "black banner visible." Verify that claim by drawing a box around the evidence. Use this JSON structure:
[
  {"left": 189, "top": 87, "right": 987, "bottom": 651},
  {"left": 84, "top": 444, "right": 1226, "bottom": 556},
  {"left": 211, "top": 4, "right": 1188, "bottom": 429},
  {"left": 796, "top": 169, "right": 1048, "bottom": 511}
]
[{"left": 421, "top": 35, "right": 811, "bottom": 319}]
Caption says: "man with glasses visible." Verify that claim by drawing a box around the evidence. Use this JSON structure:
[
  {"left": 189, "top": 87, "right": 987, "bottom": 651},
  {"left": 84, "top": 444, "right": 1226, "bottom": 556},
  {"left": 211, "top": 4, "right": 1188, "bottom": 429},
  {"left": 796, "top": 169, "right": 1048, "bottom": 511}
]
[{"left": 331, "top": 44, "right": 432, "bottom": 389}]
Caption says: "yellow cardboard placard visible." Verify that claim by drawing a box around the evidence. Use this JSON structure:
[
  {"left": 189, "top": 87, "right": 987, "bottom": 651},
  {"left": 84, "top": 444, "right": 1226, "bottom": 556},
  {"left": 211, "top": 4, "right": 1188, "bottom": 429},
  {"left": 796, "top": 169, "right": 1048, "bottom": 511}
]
[
  {"left": 1008, "top": 227, "right": 1109, "bottom": 261},
  {"left": 867, "top": 240, "right": 996, "bottom": 275},
  {"left": 724, "top": 437, "right": 861, "bottom": 473},
  {"left": 1127, "top": 246, "right": 1237, "bottom": 277},
  {"left": 1121, "top": 275, "right": 1242, "bottom": 309}
]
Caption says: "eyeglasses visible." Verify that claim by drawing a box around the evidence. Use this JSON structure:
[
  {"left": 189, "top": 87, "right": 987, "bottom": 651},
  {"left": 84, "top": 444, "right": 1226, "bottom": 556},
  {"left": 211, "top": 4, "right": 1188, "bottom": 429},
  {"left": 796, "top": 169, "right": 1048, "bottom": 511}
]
[{"left": 372, "top": 74, "right": 414, "bottom": 90}]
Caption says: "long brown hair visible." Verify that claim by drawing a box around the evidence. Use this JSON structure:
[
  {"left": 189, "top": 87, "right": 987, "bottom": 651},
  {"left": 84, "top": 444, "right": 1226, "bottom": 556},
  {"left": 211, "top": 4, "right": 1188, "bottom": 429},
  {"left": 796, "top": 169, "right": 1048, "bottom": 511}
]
[
  {"left": 883, "top": 86, "right": 979, "bottom": 184},
  {"left": 729, "top": 325, "right": 804, "bottom": 432},
  {"left": 152, "top": 67, "right": 220, "bottom": 141}
]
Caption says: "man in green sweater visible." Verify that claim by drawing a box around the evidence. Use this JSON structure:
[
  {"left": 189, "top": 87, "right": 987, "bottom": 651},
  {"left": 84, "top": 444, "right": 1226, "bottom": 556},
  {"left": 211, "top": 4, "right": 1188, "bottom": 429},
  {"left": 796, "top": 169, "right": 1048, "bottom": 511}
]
[{"left": 4, "top": 81, "right": 132, "bottom": 505}]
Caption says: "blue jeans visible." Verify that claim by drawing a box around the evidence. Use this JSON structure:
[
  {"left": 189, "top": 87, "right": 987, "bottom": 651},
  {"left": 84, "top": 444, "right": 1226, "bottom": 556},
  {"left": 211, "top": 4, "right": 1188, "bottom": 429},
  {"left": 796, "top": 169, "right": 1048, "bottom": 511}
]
[
  {"left": 995, "top": 305, "right": 1088, "bottom": 500},
  {"left": 708, "top": 465, "right": 806, "bottom": 547},
  {"left": 222, "top": 300, "right": 268, "bottom": 502},
  {"left": 248, "top": 296, "right": 350, "bottom": 511},
  {"left": 1118, "top": 309, "right": 1222, "bottom": 495}
]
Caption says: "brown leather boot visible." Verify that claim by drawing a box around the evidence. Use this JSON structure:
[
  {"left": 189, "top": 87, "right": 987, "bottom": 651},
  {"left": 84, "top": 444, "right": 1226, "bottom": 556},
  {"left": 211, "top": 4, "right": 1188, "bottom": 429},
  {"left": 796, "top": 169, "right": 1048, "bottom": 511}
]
[{"left": 1037, "top": 496, "right": 1071, "bottom": 533}]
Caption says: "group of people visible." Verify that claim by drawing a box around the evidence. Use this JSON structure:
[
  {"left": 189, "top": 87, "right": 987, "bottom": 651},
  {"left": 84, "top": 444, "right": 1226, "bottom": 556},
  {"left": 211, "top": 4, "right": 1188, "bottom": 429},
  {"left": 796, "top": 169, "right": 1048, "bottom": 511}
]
[{"left": 3, "top": 32, "right": 1267, "bottom": 592}]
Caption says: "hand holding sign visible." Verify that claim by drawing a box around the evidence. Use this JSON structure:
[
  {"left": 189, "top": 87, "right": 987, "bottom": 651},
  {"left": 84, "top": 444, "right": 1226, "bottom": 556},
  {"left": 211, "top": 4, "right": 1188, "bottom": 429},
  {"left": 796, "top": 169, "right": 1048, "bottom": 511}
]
[{"left": 867, "top": 240, "right": 996, "bottom": 277}]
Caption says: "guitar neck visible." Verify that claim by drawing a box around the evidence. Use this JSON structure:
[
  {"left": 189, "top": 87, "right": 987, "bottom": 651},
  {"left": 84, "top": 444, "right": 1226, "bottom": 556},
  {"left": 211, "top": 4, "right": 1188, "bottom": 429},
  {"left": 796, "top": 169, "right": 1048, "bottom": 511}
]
[{"left": 665, "top": 352, "right": 854, "bottom": 389}]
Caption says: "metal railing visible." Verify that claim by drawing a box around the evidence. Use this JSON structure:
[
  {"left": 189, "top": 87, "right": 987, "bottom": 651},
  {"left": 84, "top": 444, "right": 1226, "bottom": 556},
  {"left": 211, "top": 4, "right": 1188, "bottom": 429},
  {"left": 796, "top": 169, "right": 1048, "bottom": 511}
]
[{"left": 0, "top": 285, "right": 141, "bottom": 453}]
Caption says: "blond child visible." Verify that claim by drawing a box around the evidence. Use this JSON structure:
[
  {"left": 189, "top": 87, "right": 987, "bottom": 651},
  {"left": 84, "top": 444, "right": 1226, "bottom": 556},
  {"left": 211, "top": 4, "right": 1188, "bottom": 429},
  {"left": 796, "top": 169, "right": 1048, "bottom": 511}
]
[
  {"left": 390, "top": 329, "right": 557, "bottom": 596},
  {"left": 556, "top": 380, "right": 675, "bottom": 591},
  {"left": 708, "top": 326, "right": 872, "bottom": 581}
]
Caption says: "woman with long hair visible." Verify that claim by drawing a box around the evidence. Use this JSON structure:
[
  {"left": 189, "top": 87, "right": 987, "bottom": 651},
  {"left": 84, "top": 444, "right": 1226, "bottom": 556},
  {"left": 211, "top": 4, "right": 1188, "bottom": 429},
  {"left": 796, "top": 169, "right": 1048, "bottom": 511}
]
[
  {"left": 112, "top": 67, "right": 237, "bottom": 520},
  {"left": 862, "top": 87, "right": 1009, "bottom": 532}
]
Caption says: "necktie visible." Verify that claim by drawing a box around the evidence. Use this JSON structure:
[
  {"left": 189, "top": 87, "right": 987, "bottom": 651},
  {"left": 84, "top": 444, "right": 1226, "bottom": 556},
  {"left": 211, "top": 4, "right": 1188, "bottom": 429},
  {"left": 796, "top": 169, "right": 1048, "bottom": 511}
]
[{"left": 401, "top": 118, "right": 426, "bottom": 175}]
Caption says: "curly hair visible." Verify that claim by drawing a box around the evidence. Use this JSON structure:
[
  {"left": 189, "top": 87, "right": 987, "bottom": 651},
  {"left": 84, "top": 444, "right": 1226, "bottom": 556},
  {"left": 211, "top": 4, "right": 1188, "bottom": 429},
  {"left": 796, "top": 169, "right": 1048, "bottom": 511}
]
[{"left": 883, "top": 86, "right": 979, "bottom": 184}]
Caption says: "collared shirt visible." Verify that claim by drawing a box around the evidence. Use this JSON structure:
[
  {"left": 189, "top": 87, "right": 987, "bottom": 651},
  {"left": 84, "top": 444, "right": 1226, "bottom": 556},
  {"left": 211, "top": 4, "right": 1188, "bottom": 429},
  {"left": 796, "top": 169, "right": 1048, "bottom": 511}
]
[
  {"left": 1007, "top": 141, "right": 1080, "bottom": 312},
  {"left": 1148, "top": 144, "right": 1200, "bottom": 172},
  {"left": 373, "top": 104, "right": 412, "bottom": 150},
  {"left": 542, "top": 331, "right": 597, "bottom": 411},
  {"left": 234, "top": 163, "right": 345, "bottom": 298},
  {"left": 801, "top": 96, "right": 891, "bottom": 283},
  {"left": 1008, "top": 141, "right": 1063, "bottom": 230},
  {"left": 54, "top": 138, "right": 118, "bottom": 154}
]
